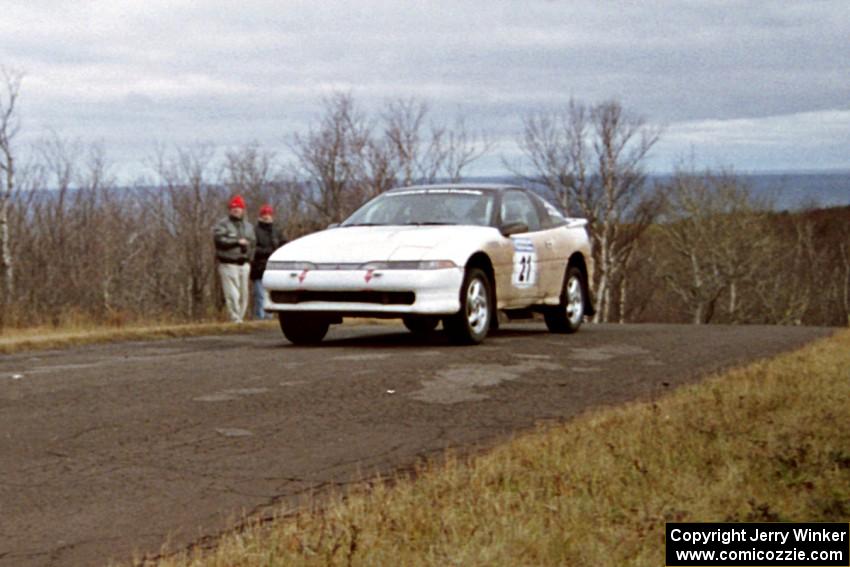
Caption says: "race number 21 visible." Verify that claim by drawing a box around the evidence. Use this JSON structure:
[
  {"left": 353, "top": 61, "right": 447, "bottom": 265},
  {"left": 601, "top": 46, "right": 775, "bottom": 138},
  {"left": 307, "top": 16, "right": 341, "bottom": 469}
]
[{"left": 511, "top": 237, "right": 537, "bottom": 288}]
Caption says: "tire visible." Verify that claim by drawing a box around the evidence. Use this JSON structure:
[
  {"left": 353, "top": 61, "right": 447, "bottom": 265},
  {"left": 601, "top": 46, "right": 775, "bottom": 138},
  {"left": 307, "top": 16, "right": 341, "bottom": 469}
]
[
  {"left": 402, "top": 316, "right": 440, "bottom": 335},
  {"left": 444, "top": 268, "right": 493, "bottom": 345},
  {"left": 544, "top": 265, "right": 585, "bottom": 334},
  {"left": 278, "top": 313, "right": 330, "bottom": 345}
]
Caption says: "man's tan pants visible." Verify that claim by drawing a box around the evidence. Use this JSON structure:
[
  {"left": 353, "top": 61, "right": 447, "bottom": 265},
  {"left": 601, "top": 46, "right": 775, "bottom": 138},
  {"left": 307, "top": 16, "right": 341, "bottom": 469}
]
[{"left": 218, "top": 263, "right": 250, "bottom": 323}]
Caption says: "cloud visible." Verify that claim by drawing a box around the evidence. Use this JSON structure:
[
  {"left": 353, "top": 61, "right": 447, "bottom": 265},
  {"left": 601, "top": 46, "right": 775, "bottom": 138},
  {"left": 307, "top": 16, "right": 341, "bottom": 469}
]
[
  {"left": 652, "top": 110, "right": 850, "bottom": 171},
  {"left": 1, "top": 0, "right": 847, "bottom": 178}
]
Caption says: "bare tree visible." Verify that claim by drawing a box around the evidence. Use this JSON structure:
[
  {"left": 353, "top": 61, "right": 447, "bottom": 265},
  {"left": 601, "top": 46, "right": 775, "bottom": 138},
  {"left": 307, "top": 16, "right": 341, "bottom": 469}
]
[
  {"left": 513, "top": 99, "right": 661, "bottom": 322},
  {"left": 657, "top": 172, "right": 732, "bottom": 324},
  {"left": 224, "top": 142, "right": 276, "bottom": 207},
  {"left": 383, "top": 99, "right": 490, "bottom": 186},
  {"left": 751, "top": 216, "right": 824, "bottom": 325},
  {"left": 9, "top": 136, "right": 152, "bottom": 326},
  {"left": 290, "top": 93, "right": 372, "bottom": 225},
  {"left": 656, "top": 168, "right": 776, "bottom": 324},
  {"left": 37, "top": 135, "right": 84, "bottom": 321},
  {"left": 437, "top": 117, "right": 492, "bottom": 183},
  {"left": 76, "top": 143, "right": 136, "bottom": 320},
  {"left": 360, "top": 135, "right": 398, "bottom": 199},
  {"left": 0, "top": 67, "right": 23, "bottom": 329},
  {"left": 619, "top": 231, "right": 665, "bottom": 322},
  {"left": 272, "top": 175, "right": 319, "bottom": 238},
  {"left": 512, "top": 100, "right": 586, "bottom": 212},
  {"left": 383, "top": 98, "right": 429, "bottom": 186},
  {"left": 290, "top": 94, "right": 493, "bottom": 227},
  {"left": 586, "top": 102, "right": 661, "bottom": 322},
  {"left": 153, "top": 144, "right": 223, "bottom": 319}
]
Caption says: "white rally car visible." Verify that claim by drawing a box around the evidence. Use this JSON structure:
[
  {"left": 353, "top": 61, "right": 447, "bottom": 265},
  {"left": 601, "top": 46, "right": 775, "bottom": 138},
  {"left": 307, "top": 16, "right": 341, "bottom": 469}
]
[{"left": 262, "top": 184, "right": 594, "bottom": 345}]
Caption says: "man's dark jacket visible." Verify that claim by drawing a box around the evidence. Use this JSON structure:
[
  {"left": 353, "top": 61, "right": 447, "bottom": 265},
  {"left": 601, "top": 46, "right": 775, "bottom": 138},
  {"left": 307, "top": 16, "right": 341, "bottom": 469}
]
[{"left": 251, "top": 222, "right": 284, "bottom": 280}]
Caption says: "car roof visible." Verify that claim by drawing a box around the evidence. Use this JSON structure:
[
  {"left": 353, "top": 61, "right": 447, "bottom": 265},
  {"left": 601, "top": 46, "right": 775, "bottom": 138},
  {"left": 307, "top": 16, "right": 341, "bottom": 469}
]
[{"left": 385, "top": 183, "right": 524, "bottom": 194}]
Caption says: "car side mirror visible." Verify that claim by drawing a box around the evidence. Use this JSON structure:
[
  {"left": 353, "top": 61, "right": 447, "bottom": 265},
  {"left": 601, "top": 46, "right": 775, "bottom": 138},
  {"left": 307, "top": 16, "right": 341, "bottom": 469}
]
[
  {"left": 327, "top": 222, "right": 340, "bottom": 229},
  {"left": 500, "top": 222, "right": 528, "bottom": 237}
]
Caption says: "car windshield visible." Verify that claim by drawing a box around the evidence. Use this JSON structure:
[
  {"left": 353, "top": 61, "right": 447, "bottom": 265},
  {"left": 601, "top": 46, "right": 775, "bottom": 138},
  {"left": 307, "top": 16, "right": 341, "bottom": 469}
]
[{"left": 341, "top": 189, "right": 495, "bottom": 227}]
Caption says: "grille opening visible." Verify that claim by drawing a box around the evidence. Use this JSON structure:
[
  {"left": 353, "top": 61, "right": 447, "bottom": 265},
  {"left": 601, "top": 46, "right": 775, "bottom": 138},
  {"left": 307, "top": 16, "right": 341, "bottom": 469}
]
[{"left": 270, "top": 290, "right": 415, "bottom": 305}]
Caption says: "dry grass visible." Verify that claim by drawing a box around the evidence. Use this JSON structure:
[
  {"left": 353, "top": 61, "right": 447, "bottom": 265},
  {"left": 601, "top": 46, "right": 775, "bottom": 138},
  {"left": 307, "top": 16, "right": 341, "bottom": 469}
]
[
  {"left": 0, "top": 317, "right": 400, "bottom": 355},
  {"left": 0, "top": 320, "right": 277, "bottom": 354},
  {"left": 150, "top": 329, "right": 850, "bottom": 567}
]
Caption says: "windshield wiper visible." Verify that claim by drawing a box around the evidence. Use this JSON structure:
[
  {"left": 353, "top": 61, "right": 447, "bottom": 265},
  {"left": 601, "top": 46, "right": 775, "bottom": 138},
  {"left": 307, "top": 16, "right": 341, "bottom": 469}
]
[
  {"left": 402, "top": 221, "right": 457, "bottom": 226},
  {"left": 342, "top": 222, "right": 384, "bottom": 227}
]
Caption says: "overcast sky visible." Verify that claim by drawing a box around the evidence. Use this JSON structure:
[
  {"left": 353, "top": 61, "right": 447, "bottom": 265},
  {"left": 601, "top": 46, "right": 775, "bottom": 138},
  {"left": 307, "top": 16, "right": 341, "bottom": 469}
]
[{"left": 1, "top": 0, "right": 848, "bottom": 182}]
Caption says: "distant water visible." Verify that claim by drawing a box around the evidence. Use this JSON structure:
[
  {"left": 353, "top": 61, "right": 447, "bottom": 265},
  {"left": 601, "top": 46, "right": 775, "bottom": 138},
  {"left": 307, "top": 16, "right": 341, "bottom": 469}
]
[
  {"left": 469, "top": 172, "right": 850, "bottom": 211},
  {"left": 732, "top": 173, "right": 850, "bottom": 210},
  {"left": 19, "top": 172, "right": 850, "bottom": 212}
]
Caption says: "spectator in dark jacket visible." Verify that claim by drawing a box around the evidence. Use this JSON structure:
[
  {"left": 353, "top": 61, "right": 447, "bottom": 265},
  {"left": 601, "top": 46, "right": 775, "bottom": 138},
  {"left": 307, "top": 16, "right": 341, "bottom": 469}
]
[{"left": 251, "top": 203, "right": 284, "bottom": 319}]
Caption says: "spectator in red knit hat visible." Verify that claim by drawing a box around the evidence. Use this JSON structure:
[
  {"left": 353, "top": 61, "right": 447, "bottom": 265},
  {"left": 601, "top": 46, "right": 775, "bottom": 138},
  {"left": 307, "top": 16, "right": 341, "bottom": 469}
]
[
  {"left": 212, "top": 194, "right": 256, "bottom": 323},
  {"left": 251, "top": 203, "right": 285, "bottom": 319}
]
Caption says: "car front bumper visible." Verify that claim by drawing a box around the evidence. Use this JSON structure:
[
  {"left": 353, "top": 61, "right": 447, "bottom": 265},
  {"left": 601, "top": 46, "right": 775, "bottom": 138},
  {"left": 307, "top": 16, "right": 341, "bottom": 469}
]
[{"left": 262, "top": 267, "right": 464, "bottom": 316}]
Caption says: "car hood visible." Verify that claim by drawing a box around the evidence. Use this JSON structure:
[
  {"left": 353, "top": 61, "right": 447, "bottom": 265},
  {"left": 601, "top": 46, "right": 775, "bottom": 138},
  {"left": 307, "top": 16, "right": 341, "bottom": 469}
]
[{"left": 271, "top": 225, "right": 498, "bottom": 263}]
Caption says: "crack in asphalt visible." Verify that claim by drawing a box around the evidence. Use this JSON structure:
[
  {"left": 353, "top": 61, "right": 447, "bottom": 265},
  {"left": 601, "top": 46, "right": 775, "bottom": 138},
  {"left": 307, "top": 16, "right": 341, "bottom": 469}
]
[{"left": 409, "top": 359, "right": 564, "bottom": 404}]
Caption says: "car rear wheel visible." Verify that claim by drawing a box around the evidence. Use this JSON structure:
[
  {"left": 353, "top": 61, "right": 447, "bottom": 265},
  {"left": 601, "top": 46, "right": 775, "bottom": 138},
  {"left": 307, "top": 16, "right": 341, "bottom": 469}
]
[
  {"left": 402, "top": 315, "right": 440, "bottom": 335},
  {"left": 278, "top": 313, "right": 330, "bottom": 345},
  {"left": 544, "top": 265, "right": 585, "bottom": 333},
  {"left": 444, "top": 268, "right": 493, "bottom": 345}
]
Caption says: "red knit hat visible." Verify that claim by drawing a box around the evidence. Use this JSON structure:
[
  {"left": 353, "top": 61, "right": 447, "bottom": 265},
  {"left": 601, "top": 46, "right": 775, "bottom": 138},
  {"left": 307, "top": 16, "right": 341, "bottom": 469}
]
[
  {"left": 228, "top": 195, "right": 245, "bottom": 210},
  {"left": 259, "top": 203, "right": 274, "bottom": 216}
]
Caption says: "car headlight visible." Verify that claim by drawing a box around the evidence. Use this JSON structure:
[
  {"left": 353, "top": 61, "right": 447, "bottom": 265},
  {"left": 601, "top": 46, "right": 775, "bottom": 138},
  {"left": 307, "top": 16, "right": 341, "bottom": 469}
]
[
  {"left": 266, "top": 261, "right": 317, "bottom": 271},
  {"left": 359, "top": 260, "right": 457, "bottom": 270}
]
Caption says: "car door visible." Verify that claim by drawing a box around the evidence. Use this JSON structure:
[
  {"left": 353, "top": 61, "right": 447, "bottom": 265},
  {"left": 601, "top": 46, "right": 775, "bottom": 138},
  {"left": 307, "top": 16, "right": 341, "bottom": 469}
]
[
  {"left": 529, "top": 193, "right": 573, "bottom": 303},
  {"left": 499, "top": 190, "right": 548, "bottom": 306}
]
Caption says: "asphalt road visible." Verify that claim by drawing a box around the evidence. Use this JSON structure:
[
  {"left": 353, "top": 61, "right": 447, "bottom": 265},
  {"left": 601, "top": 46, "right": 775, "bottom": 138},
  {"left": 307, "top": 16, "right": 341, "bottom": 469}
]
[{"left": 0, "top": 322, "right": 834, "bottom": 566}]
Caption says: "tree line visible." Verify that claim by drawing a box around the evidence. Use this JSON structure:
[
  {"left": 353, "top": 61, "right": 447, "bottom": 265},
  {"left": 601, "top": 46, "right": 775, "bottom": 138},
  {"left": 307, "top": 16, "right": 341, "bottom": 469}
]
[{"left": 1, "top": 68, "right": 848, "bottom": 331}]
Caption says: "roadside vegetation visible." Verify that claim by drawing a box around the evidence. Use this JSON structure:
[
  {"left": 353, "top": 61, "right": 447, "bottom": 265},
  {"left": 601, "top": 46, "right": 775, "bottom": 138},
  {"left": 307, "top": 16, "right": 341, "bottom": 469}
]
[
  {"left": 0, "top": 319, "right": 276, "bottom": 355},
  {"left": 150, "top": 330, "right": 850, "bottom": 567},
  {"left": 2, "top": 66, "right": 849, "bottom": 333}
]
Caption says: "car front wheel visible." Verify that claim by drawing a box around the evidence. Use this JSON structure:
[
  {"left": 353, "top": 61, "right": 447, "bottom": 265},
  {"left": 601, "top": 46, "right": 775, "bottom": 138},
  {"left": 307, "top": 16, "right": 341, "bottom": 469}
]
[
  {"left": 444, "top": 268, "right": 493, "bottom": 345},
  {"left": 544, "top": 265, "right": 585, "bottom": 334},
  {"left": 278, "top": 313, "right": 330, "bottom": 345}
]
